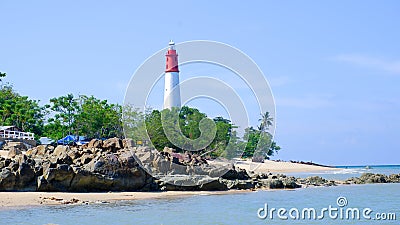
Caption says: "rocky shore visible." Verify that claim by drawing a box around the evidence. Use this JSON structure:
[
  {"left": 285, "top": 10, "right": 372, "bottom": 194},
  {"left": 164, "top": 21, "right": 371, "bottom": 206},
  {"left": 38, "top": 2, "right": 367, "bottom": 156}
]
[{"left": 1, "top": 138, "right": 399, "bottom": 192}]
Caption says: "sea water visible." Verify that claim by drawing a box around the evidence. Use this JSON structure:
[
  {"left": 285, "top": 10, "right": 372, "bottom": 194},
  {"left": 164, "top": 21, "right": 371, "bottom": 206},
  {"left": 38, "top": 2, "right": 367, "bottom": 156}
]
[
  {"left": 288, "top": 165, "right": 400, "bottom": 181},
  {"left": 1, "top": 167, "right": 399, "bottom": 225}
]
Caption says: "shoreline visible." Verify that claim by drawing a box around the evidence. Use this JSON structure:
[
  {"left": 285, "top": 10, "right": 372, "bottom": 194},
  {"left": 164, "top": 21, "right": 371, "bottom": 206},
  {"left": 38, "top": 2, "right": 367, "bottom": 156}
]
[
  {"left": 0, "top": 190, "right": 250, "bottom": 209},
  {"left": 3, "top": 182, "right": 400, "bottom": 209},
  {"left": 234, "top": 159, "right": 340, "bottom": 174}
]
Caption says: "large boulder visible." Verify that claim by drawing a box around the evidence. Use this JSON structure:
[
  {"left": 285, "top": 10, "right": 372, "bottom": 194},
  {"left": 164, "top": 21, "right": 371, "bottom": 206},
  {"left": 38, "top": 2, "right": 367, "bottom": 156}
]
[
  {"left": 102, "top": 138, "right": 123, "bottom": 152},
  {"left": 222, "top": 168, "right": 250, "bottom": 180},
  {"left": 360, "top": 173, "right": 388, "bottom": 183},
  {"left": 26, "top": 145, "right": 50, "bottom": 157},
  {"left": 4, "top": 142, "right": 27, "bottom": 151},
  {"left": 7, "top": 147, "right": 22, "bottom": 158},
  {"left": 69, "top": 167, "right": 114, "bottom": 192},
  {"left": 88, "top": 139, "right": 103, "bottom": 149},
  {"left": 122, "top": 138, "right": 135, "bottom": 149},
  {"left": 53, "top": 145, "right": 70, "bottom": 157},
  {"left": 0, "top": 168, "right": 17, "bottom": 190},
  {"left": 38, "top": 164, "right": 75, "bottom": 191},
  {"left": 16, "top": 162, "right": 36, "bottom": 190}
]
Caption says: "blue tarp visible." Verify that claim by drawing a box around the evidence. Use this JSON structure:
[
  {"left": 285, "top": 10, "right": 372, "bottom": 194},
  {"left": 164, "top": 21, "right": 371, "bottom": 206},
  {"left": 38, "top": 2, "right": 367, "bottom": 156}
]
[
  {"left": 57, "top": 135, "right": 89, "bottom": 145},
  {"left": 57, "top": 135, "right": 77, "bottom": 144}
]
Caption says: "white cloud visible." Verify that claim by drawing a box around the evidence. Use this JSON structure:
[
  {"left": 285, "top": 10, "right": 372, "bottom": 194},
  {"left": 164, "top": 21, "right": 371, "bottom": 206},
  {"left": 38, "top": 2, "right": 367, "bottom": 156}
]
[{"left": 334, "top": 54, "right": 400, "bottom": 74}]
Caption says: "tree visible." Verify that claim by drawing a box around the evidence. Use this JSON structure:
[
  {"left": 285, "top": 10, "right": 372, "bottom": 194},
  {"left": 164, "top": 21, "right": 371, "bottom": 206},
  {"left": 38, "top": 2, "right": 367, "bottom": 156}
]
[
  {"left": 242, "top": 112, "right": 280, "bottom": 159},
  {"left": 48, "top": 94, "right": 79, "bottom": 135},
  {"left": 258, "top": 111, "right": 273, "bottom": 132},
  {"left": 0, "top": 83, "right": 45, "bottom": 136},
  {"left": 145, "top": 109, "right": 171, "bottom": 150},
  {"left": 122, "top": 104, "right": 148, "bottom": 143},
  {"left": 75, "top": 95, "right": 123, "bottom": 138},
  {"left": 143, "top": 106, "right": 239, "bottom": 159},
  {"left": 0, "top": 72, "right": 6, "bottom": 83},
  {"left": 45, "top": 94, "right": 123, "bottom": 139}
]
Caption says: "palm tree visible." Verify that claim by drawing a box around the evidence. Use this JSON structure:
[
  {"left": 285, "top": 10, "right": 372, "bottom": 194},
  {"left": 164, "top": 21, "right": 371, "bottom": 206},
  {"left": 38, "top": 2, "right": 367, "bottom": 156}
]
[{"left": 258, "top": 112, "right": 273, "bottom": 132}]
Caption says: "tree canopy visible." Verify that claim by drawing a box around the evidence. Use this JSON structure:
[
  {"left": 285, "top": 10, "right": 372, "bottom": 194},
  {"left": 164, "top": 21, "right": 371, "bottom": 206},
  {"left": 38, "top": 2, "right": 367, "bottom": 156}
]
[
  {"left": 44, "top": 94, "right": 123, "bottom": 140},
  {"left": 1, "top": 72, "right": 281, "bottom": 159},
  {"left": 0, "top": 83, "right": 45, "bottom": 135}
]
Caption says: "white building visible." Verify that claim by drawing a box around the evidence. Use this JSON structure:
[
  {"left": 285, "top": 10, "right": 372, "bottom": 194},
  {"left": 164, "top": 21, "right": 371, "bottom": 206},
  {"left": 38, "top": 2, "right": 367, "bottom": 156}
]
[{"left": 0, "top": 126, "right": 35, "bottom": 140}]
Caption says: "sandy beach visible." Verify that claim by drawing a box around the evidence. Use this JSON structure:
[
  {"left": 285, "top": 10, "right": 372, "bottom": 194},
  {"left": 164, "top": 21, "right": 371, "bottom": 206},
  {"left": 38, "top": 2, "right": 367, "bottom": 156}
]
[
  {"left": 234, "top": 159, "right": 340, "bottom": 173},
  {"left": 0, "top": 190, "right": 249, "bottom": 209}
]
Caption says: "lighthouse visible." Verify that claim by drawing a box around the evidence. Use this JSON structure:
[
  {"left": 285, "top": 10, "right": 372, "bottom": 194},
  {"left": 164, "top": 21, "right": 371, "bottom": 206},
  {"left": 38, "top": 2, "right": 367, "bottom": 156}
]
[{"left": 163, "top": 40, "right": 181, "bottom": 109}]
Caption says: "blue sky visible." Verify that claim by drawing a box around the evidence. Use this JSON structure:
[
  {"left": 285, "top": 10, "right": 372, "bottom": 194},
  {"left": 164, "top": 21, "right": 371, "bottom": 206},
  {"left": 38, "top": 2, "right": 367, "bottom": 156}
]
[{"left": 1, "top": 1, "right": 399, "bottom": 165}]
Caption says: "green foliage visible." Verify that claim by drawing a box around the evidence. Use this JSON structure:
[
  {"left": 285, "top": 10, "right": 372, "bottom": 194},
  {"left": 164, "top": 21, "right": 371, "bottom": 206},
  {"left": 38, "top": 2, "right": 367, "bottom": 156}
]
[
  {"left": 143, "top": 106, "right": 237, "bottom": 158},
  {"left": 42, "top": 119, "right": 66, "bottom": 140},
  {"left": 47, "top": 94, "right": 78, "bottom": 135},
  {"left": 1, "top": 72, "right": 281, "bottom": 159},
  {"left": 76, "top": 95, "right": 123, "bottom": 138},
  {"left": 258, "top": 111, "right": 273, "bottom": 132},
  {"left": 145, "top": 109, "right": 171, "bottom": 150},
  {"left": 241, "top": 111, "right": 280, "bottom": 159},
  {"left": 0, "top": 84, "right": 45, "bottom": 136},
  {"left": 0, "top": 72, "right": 6, "bottom": 82},
  {"left": 44, "top": 94, "right": 123, "bottom": 139},
  {"left": 122, "top": 104, "right": 148, "bottom": 143}
]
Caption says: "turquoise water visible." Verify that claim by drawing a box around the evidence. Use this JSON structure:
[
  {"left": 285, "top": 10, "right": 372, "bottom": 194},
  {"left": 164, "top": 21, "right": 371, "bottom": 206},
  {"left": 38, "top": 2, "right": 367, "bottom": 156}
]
[
  {"left": 288, "top": 165, "right": 400, "bottom": 181},
  {"left": 1, "top": 183, "right": 399, "bottom": 224}
]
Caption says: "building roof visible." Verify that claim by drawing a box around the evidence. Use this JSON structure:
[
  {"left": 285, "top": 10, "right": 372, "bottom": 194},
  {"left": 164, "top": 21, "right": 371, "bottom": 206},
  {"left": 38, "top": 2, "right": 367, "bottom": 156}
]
[{"left": 0, "top": 126, "right": 16, "bottom": 131}]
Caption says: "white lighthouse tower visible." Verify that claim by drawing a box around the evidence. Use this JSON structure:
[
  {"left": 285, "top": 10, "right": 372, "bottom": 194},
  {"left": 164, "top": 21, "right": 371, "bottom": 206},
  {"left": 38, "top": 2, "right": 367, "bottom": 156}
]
[{"left": 163, "top": 40, "right": 181, "bottom": 109}]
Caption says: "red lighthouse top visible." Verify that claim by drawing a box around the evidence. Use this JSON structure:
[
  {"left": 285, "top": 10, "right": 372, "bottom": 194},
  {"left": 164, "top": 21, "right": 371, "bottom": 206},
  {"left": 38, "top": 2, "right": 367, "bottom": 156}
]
[{"left": 165, "top": 40, "right": 179, "bottom": 72}]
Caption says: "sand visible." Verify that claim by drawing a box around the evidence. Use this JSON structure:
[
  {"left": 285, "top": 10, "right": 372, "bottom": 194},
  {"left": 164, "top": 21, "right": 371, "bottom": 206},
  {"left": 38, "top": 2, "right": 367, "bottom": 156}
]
[
  {"left": 234, "top": 159, "right": 340, "bottom": 174},
  {"left": 0, "top": 190, "right": 248, "bottom": 209}
]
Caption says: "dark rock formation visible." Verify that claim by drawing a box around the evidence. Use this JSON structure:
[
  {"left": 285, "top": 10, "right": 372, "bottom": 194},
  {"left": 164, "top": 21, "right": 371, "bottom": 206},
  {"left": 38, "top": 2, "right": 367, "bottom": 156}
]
[
  {"left": 1, "top": 138, "right": 399, "bottom": 192},
  {"left": 345, "top": 173, "right": 400, "bottom": 184}
]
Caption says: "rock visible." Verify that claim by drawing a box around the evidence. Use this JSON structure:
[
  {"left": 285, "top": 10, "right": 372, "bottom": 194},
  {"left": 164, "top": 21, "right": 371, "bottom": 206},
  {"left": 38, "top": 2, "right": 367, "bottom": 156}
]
[
  {"left": 234, "top": 180, "right": 255, "bottom": 189},
  {"left": 9, "top": 161, "right": 19, "bottom": 172},
  {"left": 69, "top": 167, "right": 114, "bottom": 192},
  {"left": 26, "top": 145, "right": 48, "bottom": 157},
  {"left": 50, "top": 152, "right": 73, "bottom": 165},
  {"left": 67, "top": 149, "right": 81, "bottom": 160},
  {"left": 25, "top": 148, "right": 37, "bottom": 157},
  {"left": 258, "top": 179, "right": 284, "bottom": 189},
  {"left": 53, "top": 145, "right": 70, "bottom": 157},
  {"left": 88, "top": 139, "right": 103, "bottom": 149},
  {"left": 360, "top": 173, "right": 388, "bottom": 184},
  {"left": 199, "top": 179, "right": 228, "bottom": 191},
  {"left": 0, "top": 168, "right": 17, "bottom": 190},
  {"left": 7, "top": 147, "right": 22, "bottom": 158},
  {"left": 16, "top": 162, "right": 36, "bottom": 189},
  {"left": 4, "top": 158, "right": 11, "bottom": 167},
  {"left": 304, "top": 176, "right": 328, "bottom": 186},
  {"left": 40, "top": 164, "right": 75, "bottom": 191},
  {"left": 102, "top": 138, "right": 123, "bottom": 152},
  {"left": 281, "top": 177, "right": 301, "bottom": 189},
  {"left": 80, "top": 153, "right": 93, "bottom": 164},
  {"left": 388, "top": 174, "right": 400, "bottom": 183},
  {"left": 4, "top": 142, "right": 27, "bottom": 151},
  {"left": 122, "top": 138, "right": 135, "bottom": 149},
  {"left": 163, "top": 147, "right": 175, "bottom": 154}
]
